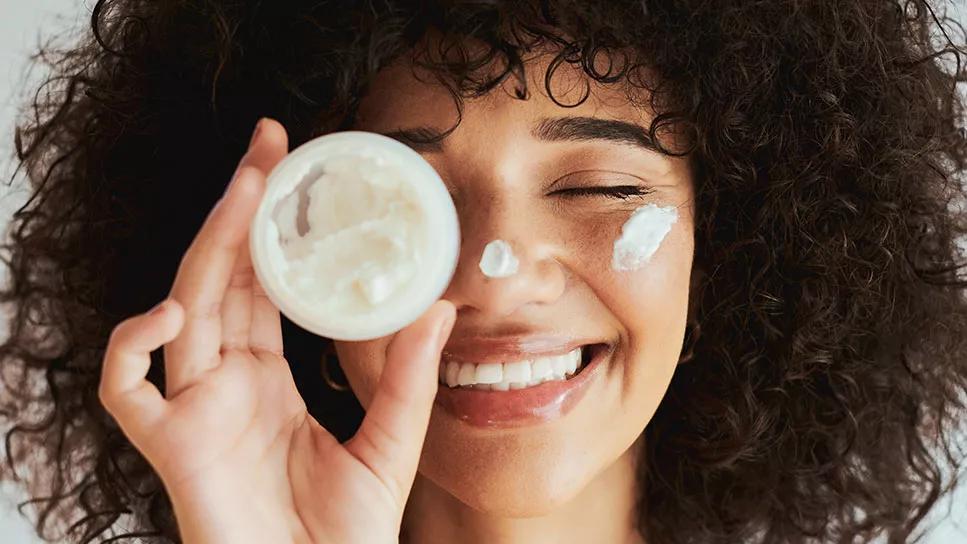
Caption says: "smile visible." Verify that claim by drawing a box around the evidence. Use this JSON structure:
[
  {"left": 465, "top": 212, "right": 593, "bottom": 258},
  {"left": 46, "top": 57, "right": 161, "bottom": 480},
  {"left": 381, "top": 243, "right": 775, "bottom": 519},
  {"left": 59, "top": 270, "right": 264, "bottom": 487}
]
[
  {"left": 438, "top": 346, "right": 585, "bottom": 389},
  {"left": 433, "top": 342, "right": 611, "bottom": 428}
]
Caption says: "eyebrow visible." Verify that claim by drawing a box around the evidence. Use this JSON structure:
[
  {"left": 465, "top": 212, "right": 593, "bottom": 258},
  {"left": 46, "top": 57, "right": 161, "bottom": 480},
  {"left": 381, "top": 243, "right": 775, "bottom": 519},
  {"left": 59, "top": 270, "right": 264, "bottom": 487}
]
[
  {"left": 380, "top": 116, "right": 659, "bottom": 154},
  {"left": 532, "top": 116, "right": 659, "bottom": 153}
]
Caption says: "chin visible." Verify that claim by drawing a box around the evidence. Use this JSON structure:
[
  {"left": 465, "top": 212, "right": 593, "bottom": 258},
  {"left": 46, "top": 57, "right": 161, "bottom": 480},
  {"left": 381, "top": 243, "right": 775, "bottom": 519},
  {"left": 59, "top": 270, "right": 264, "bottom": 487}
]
[{"left": 417, "top": 426, "right": 594, "bottom": 517}]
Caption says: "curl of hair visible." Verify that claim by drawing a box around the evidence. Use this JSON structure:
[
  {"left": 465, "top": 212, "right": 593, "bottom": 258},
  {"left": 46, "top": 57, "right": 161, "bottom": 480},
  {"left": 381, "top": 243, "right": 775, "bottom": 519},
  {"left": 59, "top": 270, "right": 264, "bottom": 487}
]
[{"left": 2, "top": 1, "right": 967, "bottom": 542}]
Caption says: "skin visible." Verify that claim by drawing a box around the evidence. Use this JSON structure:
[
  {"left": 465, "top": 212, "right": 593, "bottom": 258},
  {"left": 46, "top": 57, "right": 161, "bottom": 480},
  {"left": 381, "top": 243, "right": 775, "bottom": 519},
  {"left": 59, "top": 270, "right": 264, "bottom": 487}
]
[
  {"left": 334, "top": 49, "right": 697, "bottom": 544},
  {"left": 97, "top": 45, "right": 696, "bottom": 544},
  {"left": 99, "top": 120, "right": 459, "bottom": 544}
]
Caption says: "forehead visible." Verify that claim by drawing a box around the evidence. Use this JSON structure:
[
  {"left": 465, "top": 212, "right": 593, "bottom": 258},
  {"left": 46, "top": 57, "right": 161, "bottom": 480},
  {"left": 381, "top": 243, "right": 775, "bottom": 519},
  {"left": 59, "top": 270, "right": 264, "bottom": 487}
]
[{"left": 354, "top": 46, "right": 659, "bottom": 138}]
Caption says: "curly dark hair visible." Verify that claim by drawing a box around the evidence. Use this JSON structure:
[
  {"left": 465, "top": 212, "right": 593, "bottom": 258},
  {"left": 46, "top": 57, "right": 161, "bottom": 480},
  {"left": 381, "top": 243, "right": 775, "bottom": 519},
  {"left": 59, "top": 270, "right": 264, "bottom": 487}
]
[{"left": 2, "top": 0, "right": 967, "bottom": 542}]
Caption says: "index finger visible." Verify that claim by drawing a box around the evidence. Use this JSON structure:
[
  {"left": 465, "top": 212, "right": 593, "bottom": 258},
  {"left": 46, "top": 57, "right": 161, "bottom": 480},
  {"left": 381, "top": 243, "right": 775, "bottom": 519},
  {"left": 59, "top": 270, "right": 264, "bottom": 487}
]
[
  {"left": 164, "top": 164, "right": 266, "bottom": 396},
  {"left": 163, "top": 119, "right": 285, "bottom": 396}
]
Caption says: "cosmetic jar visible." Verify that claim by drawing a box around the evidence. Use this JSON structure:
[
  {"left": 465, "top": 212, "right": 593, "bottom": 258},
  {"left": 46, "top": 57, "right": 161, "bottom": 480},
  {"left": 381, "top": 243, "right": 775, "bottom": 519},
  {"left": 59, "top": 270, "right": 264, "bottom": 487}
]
[{"left": 249, "top": 131, "right": 460, "bottom": 341}]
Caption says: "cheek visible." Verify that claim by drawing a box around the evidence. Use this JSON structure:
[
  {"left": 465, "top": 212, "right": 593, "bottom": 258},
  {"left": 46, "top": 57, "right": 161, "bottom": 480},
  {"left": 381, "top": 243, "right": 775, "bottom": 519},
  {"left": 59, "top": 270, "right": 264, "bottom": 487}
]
[
  {"left": 333, "top": 339, "right": 391, "bottom": 407},
  {"left": 607, "top": 220, "right": 693, "bottom": 407},
  {"left": 561, "top": 209, "right": 694, "bottom": 330},
  {"left": 561, "top": 208, "right": 694, "bottom": 403},
  {"left": 610, "top": 222, "right": 693, "bottom": 322}
]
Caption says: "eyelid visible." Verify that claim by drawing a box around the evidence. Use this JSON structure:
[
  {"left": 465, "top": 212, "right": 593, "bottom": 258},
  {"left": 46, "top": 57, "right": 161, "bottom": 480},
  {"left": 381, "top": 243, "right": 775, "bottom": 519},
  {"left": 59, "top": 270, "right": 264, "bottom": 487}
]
[
  {"left": 546, "top": 168, "right": 653, "bottom": 189},
  {"left": 550, "top": 185, "right": 656, "bottom": 200},
  {"left": 545, "top": 169, "right": 662, "bottom": 201}
]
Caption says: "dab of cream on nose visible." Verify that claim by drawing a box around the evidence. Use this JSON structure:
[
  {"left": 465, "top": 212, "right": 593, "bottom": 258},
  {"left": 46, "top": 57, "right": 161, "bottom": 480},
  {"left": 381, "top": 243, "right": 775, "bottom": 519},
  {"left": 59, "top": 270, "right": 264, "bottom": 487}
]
[
  {"left": 612, "top": 204, "right": 678, "bottom": 271},
  {"left": 479, "top": 239, "right": 520, "bottom": 278}
]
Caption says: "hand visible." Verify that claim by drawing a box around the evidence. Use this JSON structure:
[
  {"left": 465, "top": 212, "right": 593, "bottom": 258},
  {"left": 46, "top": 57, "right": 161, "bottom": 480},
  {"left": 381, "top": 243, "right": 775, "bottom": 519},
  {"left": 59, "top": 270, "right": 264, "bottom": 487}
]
[{"left": 97, "top": 118, "right": 456, "bottom": 544}]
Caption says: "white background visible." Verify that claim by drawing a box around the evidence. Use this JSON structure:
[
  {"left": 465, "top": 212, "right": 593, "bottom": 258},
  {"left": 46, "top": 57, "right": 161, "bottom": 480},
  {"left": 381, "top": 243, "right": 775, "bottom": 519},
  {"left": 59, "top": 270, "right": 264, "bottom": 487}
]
[{"left": 0, "top": 1, "right": 965, "bottom": 542}]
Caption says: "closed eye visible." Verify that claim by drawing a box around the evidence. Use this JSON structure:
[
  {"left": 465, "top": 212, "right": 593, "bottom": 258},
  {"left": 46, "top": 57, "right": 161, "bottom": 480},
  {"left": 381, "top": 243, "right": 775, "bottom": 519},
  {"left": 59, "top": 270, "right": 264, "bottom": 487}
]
[{"left": 551, "top": 185, "right": 656, "bottom": 200}]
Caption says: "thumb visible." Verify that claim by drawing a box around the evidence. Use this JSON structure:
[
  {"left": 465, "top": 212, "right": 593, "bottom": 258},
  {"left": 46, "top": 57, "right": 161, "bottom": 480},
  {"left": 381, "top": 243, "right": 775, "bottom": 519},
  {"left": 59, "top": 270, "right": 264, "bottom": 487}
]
[{"left": 345, "top": 300, "right": 456, "bottom": 505}]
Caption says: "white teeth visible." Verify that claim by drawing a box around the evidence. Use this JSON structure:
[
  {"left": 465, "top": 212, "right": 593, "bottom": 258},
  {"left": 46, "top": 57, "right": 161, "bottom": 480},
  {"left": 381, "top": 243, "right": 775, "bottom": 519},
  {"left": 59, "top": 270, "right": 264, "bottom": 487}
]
[
  {"left": 568, "top": 350, "right": 579, "bottom": 374},
  {"left": 502, "top": 360, "right": 531, "bottom": 383},
  {"left": 474, "top": 363, "right": 503, "bottom": 384},
  {"left": 457, "top": 363, "right": 476, "bottom": 386},
  {"left": 445, "top": 361, "right": 460, "bottom": 387},
  {"left": 441, "top": 347, "right": 586, "bottom": 389},
  {"left": 530, "top": 357, "right": 553, "bottom": 382},
  {"left": 551, "top": 354, "right": 570, "bottom": 377}
]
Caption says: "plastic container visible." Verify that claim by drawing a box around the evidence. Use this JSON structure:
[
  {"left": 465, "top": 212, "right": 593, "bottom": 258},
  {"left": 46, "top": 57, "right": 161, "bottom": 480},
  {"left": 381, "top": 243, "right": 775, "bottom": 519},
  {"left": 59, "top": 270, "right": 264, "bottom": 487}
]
[{"left": 249, "top": 131, "right": 460, "bottom": 341}]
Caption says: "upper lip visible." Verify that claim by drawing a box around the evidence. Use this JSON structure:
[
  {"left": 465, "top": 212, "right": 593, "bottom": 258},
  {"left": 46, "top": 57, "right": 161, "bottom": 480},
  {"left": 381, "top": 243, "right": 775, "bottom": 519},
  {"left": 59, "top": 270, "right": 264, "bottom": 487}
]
[{"left": 441, "top": 334, "right": 599, "bottom": 365}]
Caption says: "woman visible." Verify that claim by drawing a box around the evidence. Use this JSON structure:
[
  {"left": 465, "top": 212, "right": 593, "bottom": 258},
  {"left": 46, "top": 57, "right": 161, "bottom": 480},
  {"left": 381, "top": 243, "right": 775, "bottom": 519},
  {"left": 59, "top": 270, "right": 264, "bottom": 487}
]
[{"left": 2, "top": 1, "right": 966, "bottom": 542}]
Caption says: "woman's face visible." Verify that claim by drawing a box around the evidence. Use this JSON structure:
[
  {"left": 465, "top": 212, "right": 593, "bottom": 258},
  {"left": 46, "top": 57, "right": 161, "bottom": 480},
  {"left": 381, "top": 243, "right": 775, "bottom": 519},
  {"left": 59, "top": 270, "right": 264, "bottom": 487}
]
[{"left": 333, "top": 51, "right": 696, "bottom": 515}]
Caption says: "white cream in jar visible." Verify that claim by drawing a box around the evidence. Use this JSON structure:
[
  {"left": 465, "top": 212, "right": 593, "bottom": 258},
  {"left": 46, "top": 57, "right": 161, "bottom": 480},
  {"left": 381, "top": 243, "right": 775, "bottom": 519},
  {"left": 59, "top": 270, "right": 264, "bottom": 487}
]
[{"left": 250, "top": 131, "right": 460, "bottom": 341}]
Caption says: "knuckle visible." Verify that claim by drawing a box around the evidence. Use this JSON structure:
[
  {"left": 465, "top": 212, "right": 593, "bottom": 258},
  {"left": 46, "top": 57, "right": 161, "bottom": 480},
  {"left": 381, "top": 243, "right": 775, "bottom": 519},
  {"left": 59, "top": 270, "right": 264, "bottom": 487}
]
[
  {"left": 228, "top": 265, "right": 255, "bottom": 289},
  {"left": 186, "top": 300, "right": 221, "bottom": 320},
  {"left": 219, "top": 340, "right": 248, "bottom": 354},
  {"left": 107, "top": 319, "right": 131, "bottom": 346},
  {"left": 250, "top": 346, "right": 283, "bottom": 360},
  {"left": 251, "top": 279, "right": 270, "bottom": 298}
]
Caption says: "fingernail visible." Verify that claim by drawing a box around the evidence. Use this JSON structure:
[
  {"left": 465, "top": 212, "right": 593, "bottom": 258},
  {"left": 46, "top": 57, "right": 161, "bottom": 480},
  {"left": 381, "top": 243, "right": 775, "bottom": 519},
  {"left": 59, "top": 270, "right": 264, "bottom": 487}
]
[
  {"left": 148, "top": 299, "right": 168, "bottom": 316},
  {"left": 249, "top": 118, "right": 265, "bottom": 148}
]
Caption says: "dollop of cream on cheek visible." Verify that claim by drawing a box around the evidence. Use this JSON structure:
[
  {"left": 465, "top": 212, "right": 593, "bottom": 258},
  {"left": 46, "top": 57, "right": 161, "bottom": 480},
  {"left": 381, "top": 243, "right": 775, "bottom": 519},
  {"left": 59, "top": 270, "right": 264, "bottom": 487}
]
[
  {"left": 612, "top": 204, "right": 679, "bottom": 271},
  {"left": 478, "top": 239, "right": 520, "bottom": 278}
]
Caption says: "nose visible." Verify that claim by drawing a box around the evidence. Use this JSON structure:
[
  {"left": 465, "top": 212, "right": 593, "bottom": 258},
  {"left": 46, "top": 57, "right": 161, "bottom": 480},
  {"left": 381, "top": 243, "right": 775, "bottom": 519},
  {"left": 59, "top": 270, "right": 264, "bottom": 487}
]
[{"left": 443, "top": 197, "right": 566, "bottom": 318}]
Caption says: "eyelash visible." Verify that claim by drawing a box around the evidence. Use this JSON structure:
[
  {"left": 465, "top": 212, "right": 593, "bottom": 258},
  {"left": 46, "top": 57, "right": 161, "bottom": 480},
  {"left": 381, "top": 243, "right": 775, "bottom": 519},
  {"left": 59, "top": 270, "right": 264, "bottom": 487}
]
[{"left": 553, "top": 185, "right": 655, "bottom": 200}]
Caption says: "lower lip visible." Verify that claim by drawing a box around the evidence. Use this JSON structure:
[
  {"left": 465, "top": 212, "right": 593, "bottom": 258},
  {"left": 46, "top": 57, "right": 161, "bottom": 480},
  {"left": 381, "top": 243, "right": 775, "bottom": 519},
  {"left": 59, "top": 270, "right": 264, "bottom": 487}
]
[{"left": 433, "top": 346, "right": 608, "bottom": 428}]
